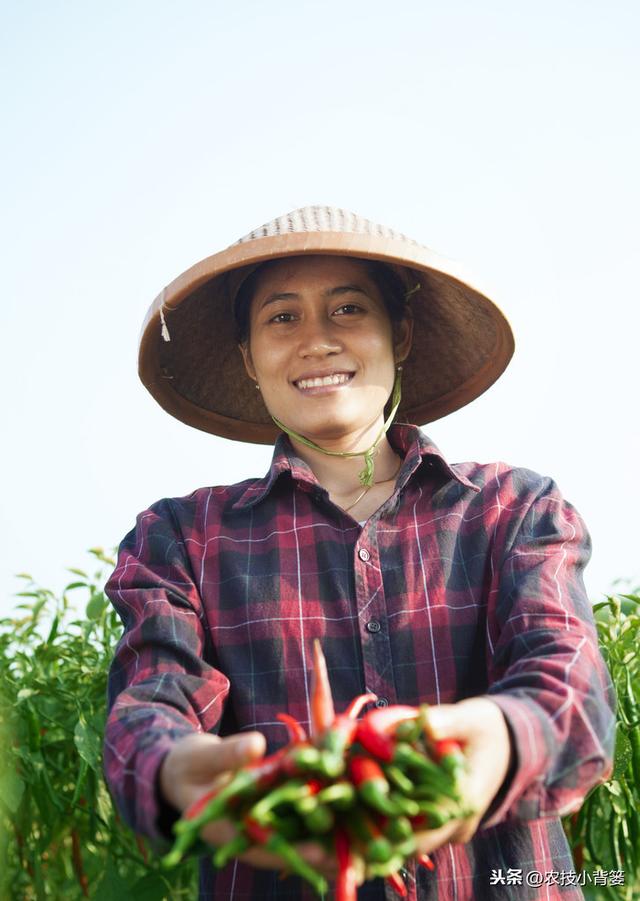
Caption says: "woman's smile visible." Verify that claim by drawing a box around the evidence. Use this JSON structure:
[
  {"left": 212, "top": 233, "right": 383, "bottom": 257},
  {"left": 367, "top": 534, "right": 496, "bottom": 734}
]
[{"left": 292, "top": 370, "right": 355, "bottom": 395}]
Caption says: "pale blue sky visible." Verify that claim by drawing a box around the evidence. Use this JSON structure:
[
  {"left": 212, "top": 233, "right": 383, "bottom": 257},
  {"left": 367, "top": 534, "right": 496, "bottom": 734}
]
[{"left": 2, "top": 0, "right": 639, "bottom": 615}]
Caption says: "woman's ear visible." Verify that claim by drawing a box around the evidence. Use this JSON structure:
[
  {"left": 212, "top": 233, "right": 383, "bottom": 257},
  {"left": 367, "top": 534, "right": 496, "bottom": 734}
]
[
  {"left": 238, "top": 342, "right": 257, "bottom": 381},
  {"left": 393, "top": 310, "right": 414, "bottom": 364}
]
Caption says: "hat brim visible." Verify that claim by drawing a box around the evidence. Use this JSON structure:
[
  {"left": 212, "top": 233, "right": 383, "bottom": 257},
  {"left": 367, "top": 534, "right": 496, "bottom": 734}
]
[{"left": 138, "top": 230, "right": 514, "bottom": 443}]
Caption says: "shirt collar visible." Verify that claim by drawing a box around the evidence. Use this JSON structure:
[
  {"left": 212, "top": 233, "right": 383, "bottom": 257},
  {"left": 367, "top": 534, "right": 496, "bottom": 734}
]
[{"left": 232, "top": 423, "right": 479, "bottom": 511}]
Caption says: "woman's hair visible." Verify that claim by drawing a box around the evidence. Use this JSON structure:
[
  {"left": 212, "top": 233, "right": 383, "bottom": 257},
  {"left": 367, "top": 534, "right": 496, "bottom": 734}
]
[{"left": 234, "top": 257, "right": 409, "bottom": 345}]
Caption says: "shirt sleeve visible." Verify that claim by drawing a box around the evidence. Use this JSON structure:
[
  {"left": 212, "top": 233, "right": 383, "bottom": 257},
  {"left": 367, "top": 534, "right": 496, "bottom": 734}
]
[
  {"left": 480, "top": 472, "right": 616, "bottom": 827},
  {"left": 102, "top": 498, "right": 230, "bottom": 847}
]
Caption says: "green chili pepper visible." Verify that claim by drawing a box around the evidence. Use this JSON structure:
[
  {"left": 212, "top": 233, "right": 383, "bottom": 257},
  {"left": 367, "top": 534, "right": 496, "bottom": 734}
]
[
  {"left": 413, "top": 800, "right": 455, "bottom": 828},
  {"left": 610, "top": 809, "right": 623, "bottom": 870},
  {"left": 382, "top": 815, "right": 413, "bottom": 844},
  {"left": 393, "top": 835, "right": 417, "bottom": 858},
  {"left": 628, "top": 717, "right": 640, "bottom": 789},
  {"left": 394, "top": 703, "right": 429, "bottom": 745},
  {"left": 248, "top": 779, "right": 318, "bottom": 823},
  {"left": 389, "top": 793, "right": 420, "bottom": 817},
  {"left": 366, "top": 853, "right": 405, "bottom": 879},
  {"left": 317, "top": 780, "right": 356, "bottom": 809},
  {"left": 348, "top": 754, "right": 402, "bottom": 816},
  {"left": 346, "top": 807, "right": 394, "bottom": 864},
  {"left": 212, "top": 833, "right": 250, "bottom": 869},
  {"left": 383, "top": 763, "right": 414, "bottom": 795},
  {"left": 432, "top": 739, "right": 466, "bottom": 781},
  {"left": 243, "top": 817, "right": 329, "bottom": 896},
  {"left": 26, "top": 702, "right": 41, "bottom": 751},
  {"left": 393, "top": 743, "right": 460, "bottom": 800},
  {"left": 303, "top": 803, "right": 334, "bottom": 834}
]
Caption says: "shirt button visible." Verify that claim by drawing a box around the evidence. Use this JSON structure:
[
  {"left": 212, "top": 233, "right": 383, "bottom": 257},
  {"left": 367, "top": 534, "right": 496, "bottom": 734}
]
[
  {"left": 400, "top": 868, "right": 409, "bottom": 881},
  {"left": 366, "top": 620, "right": 381, "bottom": 633},
  {"left": 375, "top": 697, "right": 388, "bottom": 708},
  {"left": 358, "top": 548, "right": 371, "bottom": 562}
]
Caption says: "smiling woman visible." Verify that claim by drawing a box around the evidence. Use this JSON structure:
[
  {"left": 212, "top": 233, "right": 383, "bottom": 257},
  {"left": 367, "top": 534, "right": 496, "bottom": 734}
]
[
  {"left": 107, "top": 206, "right": 615, "bottom": 901},
  {"left": 235, "top": 256, "right": 413, "bottom": 514}
]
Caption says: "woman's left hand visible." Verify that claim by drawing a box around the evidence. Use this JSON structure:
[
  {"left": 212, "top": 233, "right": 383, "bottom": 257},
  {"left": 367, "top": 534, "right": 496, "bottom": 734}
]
[{"left": 414, "top": 697, "right": 513, "bottom": 853}]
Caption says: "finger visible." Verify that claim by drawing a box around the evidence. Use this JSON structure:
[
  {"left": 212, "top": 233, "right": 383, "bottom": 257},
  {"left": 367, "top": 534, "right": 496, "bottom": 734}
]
[
  {"left": 448, "top": 814, "right": 482, "bottom": 845},
  {"left": 186, "top": 731, "right": 267, "bottom": 777},
  {"left": 206, "top": 731, "right": 267, "bottom": 772},
  {"left": 414, "top": 819, "right": 461, "bottom": 855},
  {"left": 201, "top": 820, "right": 336, "bottom": 877},
  {"left": 427, "top": 698, "right": 508, "bottom": 745},
  {"left": 241, "top": 840, "right": 335, "bottom": 876}
]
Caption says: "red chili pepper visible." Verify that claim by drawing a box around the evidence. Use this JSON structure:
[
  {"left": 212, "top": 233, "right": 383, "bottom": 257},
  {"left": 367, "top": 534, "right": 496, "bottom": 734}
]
[
  {"left": 355, "top": 705, "right": 419, "bottom": 761},
  {"left": 385, "top": 870, "right": 408, "bottom": 897},
  {"left": 432, "top": 738, "right": 466, "bottom": 778},
  {"left": 182, "top": 786, "right": 219, "bottom": 822},
  {"left": 310, "top": 639, "right": 335, "bottom": 740},
  {"left": 348, "top": 754, "right": 401, "bottom": 816},
  {"left": 276, "top": 712, "right": 308, "bottom": 744},
  {"left": 335, "top": 827, "right": 358, "bottom": 901},
  {"left": 433, "top": 738, "right": 463, "bottom": 758},
  {"left": 380, "top": 814, "right": 413, "bottom": 844},
  {"left": 71, "top": 828, "right": 89, "bottom": 897}
]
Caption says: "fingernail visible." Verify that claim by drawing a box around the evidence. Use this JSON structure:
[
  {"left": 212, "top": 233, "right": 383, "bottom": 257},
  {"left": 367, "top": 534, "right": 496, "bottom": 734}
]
[{"left": 237, "top": 736, "right": 258, "bottom": 756}]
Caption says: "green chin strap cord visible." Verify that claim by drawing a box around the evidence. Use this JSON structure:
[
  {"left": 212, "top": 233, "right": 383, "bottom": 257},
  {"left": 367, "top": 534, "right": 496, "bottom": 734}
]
[{"left": 271, "top": 366, "right": 403, "bottom": 488}]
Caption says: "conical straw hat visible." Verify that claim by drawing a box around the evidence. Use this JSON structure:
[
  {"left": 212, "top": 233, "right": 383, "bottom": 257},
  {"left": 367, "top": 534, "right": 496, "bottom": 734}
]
[{"left": 138, "top": 206, "right": 514, "bottom": 443}]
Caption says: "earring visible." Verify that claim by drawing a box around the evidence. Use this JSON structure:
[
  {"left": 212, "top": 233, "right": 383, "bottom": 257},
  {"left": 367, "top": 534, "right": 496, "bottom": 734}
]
[{"left": 255, "top": 382, "right": 261, "bottom": 391}]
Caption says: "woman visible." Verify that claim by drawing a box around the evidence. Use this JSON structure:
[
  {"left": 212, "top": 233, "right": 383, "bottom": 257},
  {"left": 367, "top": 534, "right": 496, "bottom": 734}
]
[{"left": 104, "top": 207, "right": 615, "bottom": 899}]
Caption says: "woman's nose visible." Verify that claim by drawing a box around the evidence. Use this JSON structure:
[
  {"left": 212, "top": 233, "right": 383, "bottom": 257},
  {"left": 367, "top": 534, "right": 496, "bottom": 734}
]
[{"left": 297, "top": 318, "right": 343, "bottom": 358}]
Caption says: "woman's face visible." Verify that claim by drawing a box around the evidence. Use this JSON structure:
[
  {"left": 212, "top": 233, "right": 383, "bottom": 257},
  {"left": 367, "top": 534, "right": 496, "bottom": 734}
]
[{"left": 239, "top": 255, "right": 412, "bottom": 444}]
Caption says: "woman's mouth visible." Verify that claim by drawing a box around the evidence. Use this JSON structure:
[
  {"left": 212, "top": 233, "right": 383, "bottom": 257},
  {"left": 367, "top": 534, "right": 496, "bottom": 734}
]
[{"left": 293, "top": 372, "right": 355, "bottom": 394}]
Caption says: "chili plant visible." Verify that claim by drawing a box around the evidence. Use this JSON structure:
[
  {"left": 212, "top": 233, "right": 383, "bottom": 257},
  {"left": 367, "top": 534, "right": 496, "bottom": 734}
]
[
  {"left": 0, "top": 550, "right": 197, "bottom": 900},
  {"left": 563, "top": 590, "right": 640, "bottom": 901}
]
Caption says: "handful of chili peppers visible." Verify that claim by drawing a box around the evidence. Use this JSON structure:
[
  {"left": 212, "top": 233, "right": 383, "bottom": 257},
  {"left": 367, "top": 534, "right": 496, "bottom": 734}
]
[{"left": 162, "top": 641, "right": 473, "bottom": 899}]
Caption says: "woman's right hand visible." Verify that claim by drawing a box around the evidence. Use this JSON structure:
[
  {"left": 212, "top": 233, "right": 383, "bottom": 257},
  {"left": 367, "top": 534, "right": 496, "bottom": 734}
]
[{"left": 158, "top": 731, "right": 336, "bottom": 875}]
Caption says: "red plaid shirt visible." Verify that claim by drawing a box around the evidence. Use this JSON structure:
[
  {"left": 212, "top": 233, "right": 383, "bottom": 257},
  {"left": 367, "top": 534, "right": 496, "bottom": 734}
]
[{"left": 104, "top": 424, "right": 615, "bottom": 900}]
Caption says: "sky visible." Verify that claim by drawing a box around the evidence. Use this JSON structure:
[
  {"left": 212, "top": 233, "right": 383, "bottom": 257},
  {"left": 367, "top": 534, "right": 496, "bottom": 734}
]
[{"left": 1, "top": 0, "right": 639, "bottom": 618}]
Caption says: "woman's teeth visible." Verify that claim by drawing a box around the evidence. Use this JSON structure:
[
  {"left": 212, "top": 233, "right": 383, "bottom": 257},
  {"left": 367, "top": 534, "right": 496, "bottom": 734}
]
[{"left": 296, "top": 373, "right": 352, "bottom": 390}]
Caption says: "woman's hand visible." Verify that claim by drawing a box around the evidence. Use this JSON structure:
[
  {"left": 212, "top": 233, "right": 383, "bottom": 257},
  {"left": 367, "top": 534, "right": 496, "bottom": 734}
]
[
  {"left": 158, "top": 732, "right": 335, "bottom": 875},
  {"left": 413, "top": 697, "right": 513, "bottom": 855}
]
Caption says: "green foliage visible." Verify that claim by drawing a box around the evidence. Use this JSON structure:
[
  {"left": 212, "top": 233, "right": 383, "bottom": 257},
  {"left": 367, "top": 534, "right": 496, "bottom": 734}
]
[
  {"left": 563, "top": 591, "right": 640, "bottom": 901},
  {"left": 1, "top": 555, "right": 638, "bottom": 899},
  {"left": 0, "top": 551, "right": 197, "bottom": 900}
]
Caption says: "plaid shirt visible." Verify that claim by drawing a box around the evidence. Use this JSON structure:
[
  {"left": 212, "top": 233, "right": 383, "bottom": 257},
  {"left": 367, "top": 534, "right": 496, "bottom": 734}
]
[{"left": 104, "top": 424, "right": 615, "bottom": 900}]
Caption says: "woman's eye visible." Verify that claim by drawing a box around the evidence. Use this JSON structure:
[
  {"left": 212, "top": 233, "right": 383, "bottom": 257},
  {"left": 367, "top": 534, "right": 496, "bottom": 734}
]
[
  {"left": 269, "top": 312, "right": 295, "bottom": 324},
  {"left": 334, "top": 303, "right": 362, "bottom": 315}
]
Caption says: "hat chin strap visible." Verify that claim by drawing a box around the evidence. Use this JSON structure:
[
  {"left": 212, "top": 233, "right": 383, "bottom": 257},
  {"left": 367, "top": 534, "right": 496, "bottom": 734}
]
[{"left": 271, "top": 366, "right": 403, "bottom": 488}]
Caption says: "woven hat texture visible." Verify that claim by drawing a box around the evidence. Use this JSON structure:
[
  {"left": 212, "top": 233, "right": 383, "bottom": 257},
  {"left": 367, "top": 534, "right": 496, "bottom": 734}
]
[{"left": 138, "top": 206, "right": 515, "bottom": 443}]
